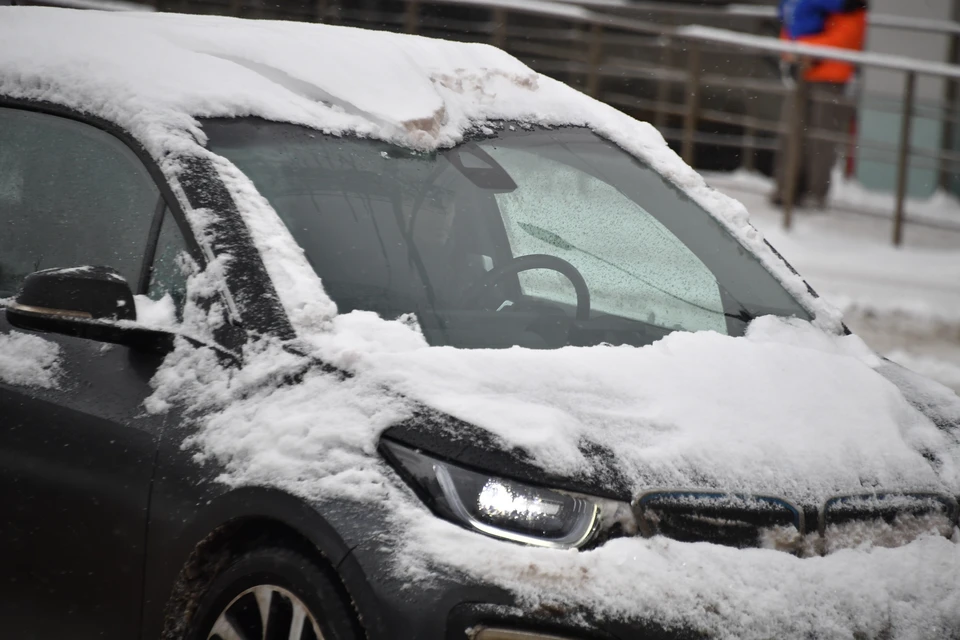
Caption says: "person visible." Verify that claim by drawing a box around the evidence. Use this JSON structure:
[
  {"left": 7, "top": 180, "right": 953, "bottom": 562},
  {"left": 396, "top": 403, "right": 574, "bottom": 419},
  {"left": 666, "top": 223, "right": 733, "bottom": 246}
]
[{"left": 771, "top": 0, "right": 869, "bottom": 208}]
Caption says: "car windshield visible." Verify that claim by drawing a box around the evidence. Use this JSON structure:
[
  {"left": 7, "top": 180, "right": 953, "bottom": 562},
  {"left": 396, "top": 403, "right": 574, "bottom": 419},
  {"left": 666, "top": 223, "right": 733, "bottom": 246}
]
[{"left": 205, "top": 119, "right": 810, "bottom": 349}]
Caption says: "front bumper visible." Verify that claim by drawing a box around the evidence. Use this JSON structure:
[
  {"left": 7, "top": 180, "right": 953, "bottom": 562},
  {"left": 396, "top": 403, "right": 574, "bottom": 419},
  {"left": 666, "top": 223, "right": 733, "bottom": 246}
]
[{"left": 343, "top": 534, "right": 700, "bottom": 640}]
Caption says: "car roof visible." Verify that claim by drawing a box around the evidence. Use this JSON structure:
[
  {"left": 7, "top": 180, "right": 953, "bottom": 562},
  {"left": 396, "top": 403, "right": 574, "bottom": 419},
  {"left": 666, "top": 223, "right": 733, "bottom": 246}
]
[{"left": 0, "top": 6, "right": 543, "bottom": 150}]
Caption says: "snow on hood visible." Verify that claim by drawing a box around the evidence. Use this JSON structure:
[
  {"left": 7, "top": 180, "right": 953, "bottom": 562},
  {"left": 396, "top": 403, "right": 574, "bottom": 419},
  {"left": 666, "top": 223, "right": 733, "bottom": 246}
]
[
  {"left": 149, "top": 312, "right": 960, "bottom": 639},
  {"left": 307, "top": 313, "right": 960, "bottom": 505}
]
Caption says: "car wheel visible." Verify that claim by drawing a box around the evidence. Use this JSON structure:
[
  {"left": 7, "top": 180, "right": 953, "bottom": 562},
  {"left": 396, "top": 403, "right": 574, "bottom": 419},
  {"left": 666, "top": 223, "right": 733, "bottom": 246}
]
[{"left": 185, "top": 547, "right": 363, "bottom": 640}]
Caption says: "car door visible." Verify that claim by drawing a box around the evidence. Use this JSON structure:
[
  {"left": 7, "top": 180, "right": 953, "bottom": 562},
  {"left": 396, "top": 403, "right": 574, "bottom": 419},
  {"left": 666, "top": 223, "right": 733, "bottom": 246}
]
[{"left": 0, "top": 106, "right": 192, "bottom": 640}]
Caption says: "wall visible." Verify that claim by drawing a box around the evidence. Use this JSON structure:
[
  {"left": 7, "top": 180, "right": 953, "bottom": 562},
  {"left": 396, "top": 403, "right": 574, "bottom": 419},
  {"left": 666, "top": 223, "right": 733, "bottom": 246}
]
[{"left": 856, "top": 0, "right": 954, "bottom": 199}]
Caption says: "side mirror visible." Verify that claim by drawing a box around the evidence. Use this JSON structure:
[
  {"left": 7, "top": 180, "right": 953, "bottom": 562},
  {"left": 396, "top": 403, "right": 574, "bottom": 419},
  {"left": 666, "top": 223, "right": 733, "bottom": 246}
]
[
  {"left": 14, "top": 266, "right": 136, "bottom": 320},
  {"left": 6, "top": 266, "right": 175, "bottom": 353}
]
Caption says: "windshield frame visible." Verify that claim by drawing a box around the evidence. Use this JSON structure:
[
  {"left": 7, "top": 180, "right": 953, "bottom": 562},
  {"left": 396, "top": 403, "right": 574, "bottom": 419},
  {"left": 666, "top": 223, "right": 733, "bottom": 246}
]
[{"left": 202, "top": 117, "right": 813, "bottom": 349}]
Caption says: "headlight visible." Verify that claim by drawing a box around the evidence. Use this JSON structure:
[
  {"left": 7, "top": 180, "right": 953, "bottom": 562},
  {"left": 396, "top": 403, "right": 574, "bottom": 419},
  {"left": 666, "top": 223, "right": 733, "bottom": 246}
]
[{"left": 382, "top": 440, "right": 633, "bottom": 549}]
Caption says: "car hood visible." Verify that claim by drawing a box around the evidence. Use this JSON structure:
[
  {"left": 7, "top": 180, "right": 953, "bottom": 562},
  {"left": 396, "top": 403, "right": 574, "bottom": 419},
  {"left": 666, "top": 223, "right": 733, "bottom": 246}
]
[{"left": 314, "top": 313, "right": 960, "bottom": 508}]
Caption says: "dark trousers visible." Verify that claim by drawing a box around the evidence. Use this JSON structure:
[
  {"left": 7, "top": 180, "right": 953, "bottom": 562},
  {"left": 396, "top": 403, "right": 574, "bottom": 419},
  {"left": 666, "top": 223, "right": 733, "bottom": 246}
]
[{"left": 773, "top": 82, "right": 854, "bottom": 206}]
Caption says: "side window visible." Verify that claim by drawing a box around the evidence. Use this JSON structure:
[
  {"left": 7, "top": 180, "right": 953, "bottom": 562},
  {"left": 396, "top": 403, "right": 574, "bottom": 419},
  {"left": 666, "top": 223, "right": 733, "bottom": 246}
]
[
  {"left": 146, "top": 210, "right": 191, "bottom": 318},
  {"left": 0, "top": 107, "right": 160, "bottom": 297}
]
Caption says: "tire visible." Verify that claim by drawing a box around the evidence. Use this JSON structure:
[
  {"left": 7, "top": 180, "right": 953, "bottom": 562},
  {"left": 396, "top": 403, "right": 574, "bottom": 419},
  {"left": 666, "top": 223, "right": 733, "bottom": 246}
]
[{"left": 184, "top": 546, "right": 363, "bottom": 640}]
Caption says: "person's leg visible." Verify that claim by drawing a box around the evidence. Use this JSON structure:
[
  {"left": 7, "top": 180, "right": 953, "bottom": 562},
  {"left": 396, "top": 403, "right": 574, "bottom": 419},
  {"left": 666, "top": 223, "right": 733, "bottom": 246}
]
[
  {"left": 772, "top": 86, "right": 811, "bottom": 206},
  {"left": 772, "top": 92, "right": 794, "bottom": 205},
  {"left": 805, "top": 83, "right": 852, "bottom": 207}
]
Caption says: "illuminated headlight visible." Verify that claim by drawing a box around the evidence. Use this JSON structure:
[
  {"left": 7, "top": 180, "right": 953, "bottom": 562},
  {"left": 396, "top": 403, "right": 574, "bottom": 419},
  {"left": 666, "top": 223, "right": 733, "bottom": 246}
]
[{"left": 382, "top": 440, "right": 633, "bottom": 549}]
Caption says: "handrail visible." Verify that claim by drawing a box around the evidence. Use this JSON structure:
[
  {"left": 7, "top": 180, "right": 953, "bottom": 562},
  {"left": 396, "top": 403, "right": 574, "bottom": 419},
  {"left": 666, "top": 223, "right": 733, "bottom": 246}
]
[
  {"left": 726, "top": 4, "right": 960, "bottom": 38},
  {"left": 428, "top": 0, "right": 960, "bottom": 82},
  {"left": 550, "top": 0, "right": 960, "bottom": 39},
  {"left": 416, "top": 0, "right": 669, "bottom": 34},
  {"left": 677, "top": 25, "right": 960, "bottom": 81},
  {"left": 439, "top": 0, "right": 594, "bottom": 22},
  {"left": 401, "top": 0, "right": 960, "bottom": 244}
]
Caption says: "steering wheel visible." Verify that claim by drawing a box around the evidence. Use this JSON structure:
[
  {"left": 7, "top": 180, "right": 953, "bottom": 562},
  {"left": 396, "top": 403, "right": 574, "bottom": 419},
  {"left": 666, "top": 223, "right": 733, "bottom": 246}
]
[{"left": 459, "top": 254, "right": 591, "bottom": 321}]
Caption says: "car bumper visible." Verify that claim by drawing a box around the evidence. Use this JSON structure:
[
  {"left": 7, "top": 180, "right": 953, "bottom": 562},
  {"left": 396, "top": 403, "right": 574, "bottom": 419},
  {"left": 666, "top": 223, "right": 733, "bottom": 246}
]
[{"left": 343, "top": 536, "right": 697, "bottom": 640}]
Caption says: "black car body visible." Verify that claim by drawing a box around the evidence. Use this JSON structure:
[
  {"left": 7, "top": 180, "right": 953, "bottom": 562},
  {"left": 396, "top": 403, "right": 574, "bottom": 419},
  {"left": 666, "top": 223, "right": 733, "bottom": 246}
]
[{"left": 2, "top": 8, "right": 960, "bottom": 640}]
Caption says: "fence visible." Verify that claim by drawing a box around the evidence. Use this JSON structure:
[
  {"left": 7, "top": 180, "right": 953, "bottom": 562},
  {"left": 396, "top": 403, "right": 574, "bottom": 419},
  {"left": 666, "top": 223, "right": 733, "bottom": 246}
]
[{"left": 132, "top": 0, "right": 960, "bottom": 244}]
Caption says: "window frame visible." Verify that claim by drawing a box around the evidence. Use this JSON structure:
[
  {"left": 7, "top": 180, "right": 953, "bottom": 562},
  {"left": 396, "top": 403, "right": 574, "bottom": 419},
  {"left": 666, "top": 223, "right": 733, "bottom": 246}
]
[
  {"left": 0, "top": 100, "right": 203, "bottom": 298},
  {"left": 0, "top": 98, "right": 296, "bottom": 344}
]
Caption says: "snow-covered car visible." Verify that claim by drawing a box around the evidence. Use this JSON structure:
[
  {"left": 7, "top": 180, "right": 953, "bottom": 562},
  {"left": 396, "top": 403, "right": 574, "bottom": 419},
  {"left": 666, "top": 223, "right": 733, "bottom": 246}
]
[{"left": 1, "top": 7, "right": 959, "bottom": 640}]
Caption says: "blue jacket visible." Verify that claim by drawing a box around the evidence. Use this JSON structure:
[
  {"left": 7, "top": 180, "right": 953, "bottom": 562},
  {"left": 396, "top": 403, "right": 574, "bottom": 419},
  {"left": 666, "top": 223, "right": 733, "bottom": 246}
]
[{"left": 778, "top": 0, "right": 861, "bottom": 39}]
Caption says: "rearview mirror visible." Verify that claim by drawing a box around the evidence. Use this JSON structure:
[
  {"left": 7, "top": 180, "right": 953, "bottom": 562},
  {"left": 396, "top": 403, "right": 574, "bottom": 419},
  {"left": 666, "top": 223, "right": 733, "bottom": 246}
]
[{"left": 6, "top": 266, "right": 175, "bottom": 353}]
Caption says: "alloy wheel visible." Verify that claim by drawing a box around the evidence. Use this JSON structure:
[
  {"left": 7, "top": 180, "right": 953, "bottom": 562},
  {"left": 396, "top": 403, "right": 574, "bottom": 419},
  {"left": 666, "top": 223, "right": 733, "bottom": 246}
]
[{"left": 208, "top": 584, "right": 325, "bottom": 640}]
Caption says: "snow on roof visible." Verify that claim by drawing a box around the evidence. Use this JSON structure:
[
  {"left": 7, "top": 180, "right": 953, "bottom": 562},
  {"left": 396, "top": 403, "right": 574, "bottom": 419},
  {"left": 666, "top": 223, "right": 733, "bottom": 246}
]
[{"left": 0, "top": 7, "right": 539, "bottom": 151}]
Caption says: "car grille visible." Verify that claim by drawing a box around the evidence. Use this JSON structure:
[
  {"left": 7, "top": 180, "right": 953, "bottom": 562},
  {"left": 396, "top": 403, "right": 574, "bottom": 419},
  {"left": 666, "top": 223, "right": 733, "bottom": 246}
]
[{"left": 633, "top": 490, "right": 957, "bottom": 557}]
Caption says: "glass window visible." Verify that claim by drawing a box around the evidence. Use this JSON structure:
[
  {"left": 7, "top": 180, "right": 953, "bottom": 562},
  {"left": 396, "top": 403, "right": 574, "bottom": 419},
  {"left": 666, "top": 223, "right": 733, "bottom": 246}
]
[
  {"left": 147, "top": 210, "right": 190, "bottom": 317},
  {"left": 206, "top": 119, "right": 811, "bottom": 350},
  {"left": 0, "top": 108, "right": 160, "bottom": 297},
  {"left": 487, "top": 146, "right": 727, "bottom": 333}
]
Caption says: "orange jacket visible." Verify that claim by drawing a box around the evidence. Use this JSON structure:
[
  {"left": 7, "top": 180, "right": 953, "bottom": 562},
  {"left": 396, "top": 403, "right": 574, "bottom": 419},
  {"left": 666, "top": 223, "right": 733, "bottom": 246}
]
[{"left": 782, "top": 9, "right": 868, "bottom": 84}]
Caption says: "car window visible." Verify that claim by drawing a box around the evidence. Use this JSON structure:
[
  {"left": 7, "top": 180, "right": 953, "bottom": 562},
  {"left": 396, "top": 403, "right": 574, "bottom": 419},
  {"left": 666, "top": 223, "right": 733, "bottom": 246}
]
[
  {"left": 206, "top": 120, "right": 812, "bottom": 350},
  {"left": 147, "top": 209, "right": 191, "bottom": 318},
  {"left": 486, "top": 146, "right": 727, "bottom": 333},
  {"left": 0, "top": 107, "right": 160, "bottom": 297}
]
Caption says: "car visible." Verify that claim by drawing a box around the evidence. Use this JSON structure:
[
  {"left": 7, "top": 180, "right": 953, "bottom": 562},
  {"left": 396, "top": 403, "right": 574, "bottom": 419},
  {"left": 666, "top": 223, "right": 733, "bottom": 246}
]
[{"left": 1, "top": 7, "right": 959, "bottom": 640}]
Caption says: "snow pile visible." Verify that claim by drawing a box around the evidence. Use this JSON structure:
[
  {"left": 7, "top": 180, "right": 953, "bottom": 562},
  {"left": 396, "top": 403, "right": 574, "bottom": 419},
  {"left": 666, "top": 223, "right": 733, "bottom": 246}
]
[
  {"left": 887, "top": 351, "right": 960, "bottom": 392},
  {"left": 146, "top": 334, "right": 412, "bottom": 502},
  {"left": 815, "top": 512, "right": 955, "bottom": 554},
  {"left": 133, "top": 294, "right": 178, "bottom": 330},
  {"left": 0, "top": 331, "right": 62, "bottom": 389}
]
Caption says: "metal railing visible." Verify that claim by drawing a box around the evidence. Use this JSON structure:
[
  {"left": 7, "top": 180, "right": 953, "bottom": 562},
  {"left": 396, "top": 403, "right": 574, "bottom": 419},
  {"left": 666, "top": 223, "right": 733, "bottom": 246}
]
[
  {"left": 678, "top": 24, "right": 960, "bottom": 244},
  {"left": 553, "top": 1, "right": 960, "bottom": 40},
  {"left": 135, "top": 0, "right": 960, "bottom": 245}
]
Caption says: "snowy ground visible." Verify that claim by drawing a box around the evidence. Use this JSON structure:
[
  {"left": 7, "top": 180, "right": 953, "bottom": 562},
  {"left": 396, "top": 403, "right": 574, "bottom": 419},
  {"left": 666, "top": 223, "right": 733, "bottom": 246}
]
[{"left": 707, "top": 170, "right": 960, "bottom": 392}]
